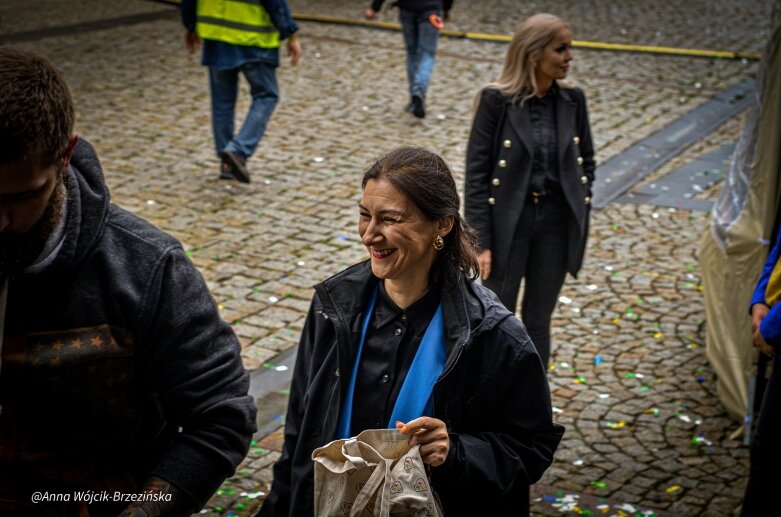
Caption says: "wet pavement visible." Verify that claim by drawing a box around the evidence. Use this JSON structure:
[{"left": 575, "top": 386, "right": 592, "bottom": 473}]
[{"left": 1, "top": 0, "right": 776, "bottom": 514}]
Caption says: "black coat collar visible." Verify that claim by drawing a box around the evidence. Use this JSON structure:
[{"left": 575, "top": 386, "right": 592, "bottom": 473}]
[{"left": 314, "top": 261, "right": 513, "bottom": 363}]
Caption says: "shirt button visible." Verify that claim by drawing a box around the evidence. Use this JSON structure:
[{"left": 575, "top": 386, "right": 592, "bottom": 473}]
[
  {"left": 577, "top": 156, "right": 584, "bottom": 165},
  {"left": 503, "top": 139, "right": 512, "bottom": 149},
  {"left": 382, "top": 374, "right": 390, "bottom": 383},
  {"left": 498, "top": 159, "right": 507, "bottom": 168},
  {"left": 394, "top": 328, "right": 402, "bottom": 336},
  {"left": 573, "top": 136, "right": 580, "bottom": 145},
  {"left": 401, "top": 314, "right": 407, "bottom": 321}
]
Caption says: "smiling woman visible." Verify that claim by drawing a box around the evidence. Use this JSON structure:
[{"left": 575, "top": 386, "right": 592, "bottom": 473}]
[
  {"left": 358, "top": 147, "right": 470, "bottom": 308},
  {"left": 259, "top": 146, "right": 564, "bottom": 517},
  {"left": 358, "top": 178, "right": 447, "bottom": 305}
]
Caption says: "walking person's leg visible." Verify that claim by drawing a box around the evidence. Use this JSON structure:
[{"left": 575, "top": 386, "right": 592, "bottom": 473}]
[
  {"left": 228, "top": 62, "right": 279, "bottom": 159},
  {"left": 399, "top": 9, "right": 419, "bottom": 109},
  {"left": 412, "top": 10, "right": 441, "bottom": 105},
  {"left": 519, "top": 199, "right": 569, "bottom": 367},
  {"left": 208, "top": 66, "right": 239, "bottom": 159}
]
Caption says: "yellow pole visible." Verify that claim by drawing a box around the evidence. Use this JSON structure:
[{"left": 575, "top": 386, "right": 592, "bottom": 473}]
[
  {"left": 292, "top": 14, "right": 761, "bottom": 61},
  {"left": 162, "top": 3, "right": 761, "bottom": 62}
]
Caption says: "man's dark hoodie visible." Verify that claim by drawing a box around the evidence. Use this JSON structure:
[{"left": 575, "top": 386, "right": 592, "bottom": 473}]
[{"left": 0, "top": 140, "right": 257, "bottom": 514}]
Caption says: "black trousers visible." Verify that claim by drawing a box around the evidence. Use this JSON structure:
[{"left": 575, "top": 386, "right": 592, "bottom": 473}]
[
  {"left": 484, "top": 194, "right": 570, "bottom": 366},
  {"left": 742, "top": 356, "right": 781, "bottom": 515}
]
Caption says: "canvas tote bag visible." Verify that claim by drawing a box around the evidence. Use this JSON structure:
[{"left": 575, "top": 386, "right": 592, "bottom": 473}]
[{"left": 312, "top": 429, "right": 444, "bottom": 517}]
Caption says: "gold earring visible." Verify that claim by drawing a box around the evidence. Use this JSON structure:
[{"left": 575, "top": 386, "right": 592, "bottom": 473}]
[{"left": 433, "top": 235, "right": 444, "bottom": 251}]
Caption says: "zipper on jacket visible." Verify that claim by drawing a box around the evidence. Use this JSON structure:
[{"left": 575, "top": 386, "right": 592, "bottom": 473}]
[{"left": 431, "top": 338, "right": 468, "bottom": 427}]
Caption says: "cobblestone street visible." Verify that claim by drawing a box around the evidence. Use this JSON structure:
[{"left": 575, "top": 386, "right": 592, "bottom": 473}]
[{"left": 1, "top": 0, "right": 776, "bottom": 514}]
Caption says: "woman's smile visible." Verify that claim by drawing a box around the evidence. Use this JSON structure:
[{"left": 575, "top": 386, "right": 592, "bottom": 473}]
[{"left": 371, "top": 248, "right": 396, "bottom": 259}]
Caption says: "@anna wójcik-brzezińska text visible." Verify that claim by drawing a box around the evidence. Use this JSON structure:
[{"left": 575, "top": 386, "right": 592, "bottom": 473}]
[{"left": 31, "top": 490, "right": 173, "bottom": 504}]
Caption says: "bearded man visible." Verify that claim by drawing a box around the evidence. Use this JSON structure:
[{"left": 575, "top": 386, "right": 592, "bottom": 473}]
[{"left": 0, "top": 47, "right": 256, "bottom": 516}]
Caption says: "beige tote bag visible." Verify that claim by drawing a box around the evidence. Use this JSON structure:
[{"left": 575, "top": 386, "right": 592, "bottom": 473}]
[{"left": 312, "top": 429, "right": 444, "bottom": 517}]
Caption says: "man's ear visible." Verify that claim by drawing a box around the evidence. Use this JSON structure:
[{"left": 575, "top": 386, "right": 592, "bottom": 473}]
[{"left": 61, "top": 134, "right": 79, "bottom": 172}]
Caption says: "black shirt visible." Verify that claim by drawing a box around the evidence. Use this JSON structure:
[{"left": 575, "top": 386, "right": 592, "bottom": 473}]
[
  {"left": 351, "top": 284, "right": 441, "bottom": 435},
  {"left": 528, "top": 86, "right": 559, "bottom": 193}
]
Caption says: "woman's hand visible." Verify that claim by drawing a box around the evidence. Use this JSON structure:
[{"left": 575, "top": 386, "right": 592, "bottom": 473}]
[
  {"left": 477, "top": 249, "right": 492, "bottom": 281},
  {"left": 753, "top": 329, "right": 775, "bottom": 358},
  {"left": 751, "top": 303, "right": 770, "bottom": 333},
  {"left": 397, "top": 417, "right": 450, "bottom": 467}
]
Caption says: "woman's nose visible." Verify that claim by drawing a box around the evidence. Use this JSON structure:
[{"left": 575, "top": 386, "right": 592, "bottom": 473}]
[{"left": 361, "top": 219, "right": 380, "bottom": 247}]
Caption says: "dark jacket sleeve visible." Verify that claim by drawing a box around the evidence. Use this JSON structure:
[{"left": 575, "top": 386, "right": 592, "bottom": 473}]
[
  {"left": 258, "top": 295, "right": 322, "bottom": 516},
  {"left": 261, "top": 0, "right": 299, "bottom": 39},
  {"left": 574, "top": 87, "right": 596, "bottom": 191},
  {"left": 138, "top": 248, "right": 257, "bottom": 509},
  {"left": 371, "top": 0, "right": 385, "bottom": 11},
  {"left": 181, "top": 0, "right": 196, "bottom": 31},
  {"left": 464, "top": 88, "right": 504, "bottom": 250},
  {"left": 433, "top": 325, "right": 564, "bottom": 495}
]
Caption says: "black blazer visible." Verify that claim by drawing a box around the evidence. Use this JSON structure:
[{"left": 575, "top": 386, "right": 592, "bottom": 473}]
[{"left": 464, "top": 84, "right": 596, "bottom": 276}]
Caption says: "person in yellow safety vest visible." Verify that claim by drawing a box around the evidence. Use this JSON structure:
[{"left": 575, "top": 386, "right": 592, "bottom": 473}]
[{"left": 181, "top": 0, "right": 302, "bottom": 183}]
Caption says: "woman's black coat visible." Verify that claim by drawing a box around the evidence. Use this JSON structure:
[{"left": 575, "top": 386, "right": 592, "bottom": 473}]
[
  {"left": 464, "top": 84, "right": 596, "bottom": 276},
  {"left": 258, "top": 261, "right": 564, "bottom": 517}
]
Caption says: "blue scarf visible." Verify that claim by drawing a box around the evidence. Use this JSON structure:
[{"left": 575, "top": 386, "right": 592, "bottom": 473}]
[{"left": 337, "top": 285, "right": 446, "bottom": 439}]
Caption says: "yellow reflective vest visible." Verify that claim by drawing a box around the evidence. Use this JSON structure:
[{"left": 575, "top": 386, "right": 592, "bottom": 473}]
[{"left": 196, "top": 0, "right": 280, "bottom": 49}]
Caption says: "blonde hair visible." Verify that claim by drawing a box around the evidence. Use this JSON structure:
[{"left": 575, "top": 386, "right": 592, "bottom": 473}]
[{"left": 477, "top": 13, "right": 571, "bottom": 107}]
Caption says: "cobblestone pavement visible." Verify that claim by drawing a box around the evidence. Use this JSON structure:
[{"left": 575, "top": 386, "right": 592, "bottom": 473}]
[{"left": 2, "top": 0, "right": 776, "bottom": 514}]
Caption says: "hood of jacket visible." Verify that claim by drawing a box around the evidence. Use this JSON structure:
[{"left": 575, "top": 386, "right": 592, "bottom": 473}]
[{"left": 28, "top": 139, "right": 111, "bottom": 277}]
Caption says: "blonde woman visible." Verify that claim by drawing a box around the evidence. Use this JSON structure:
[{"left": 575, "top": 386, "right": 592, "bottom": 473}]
[{"left": 464, "top": 13, "right": 596, "bottom": 367}]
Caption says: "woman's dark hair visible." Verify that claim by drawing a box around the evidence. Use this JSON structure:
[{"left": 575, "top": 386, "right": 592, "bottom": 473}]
[
  {"left": 0, "top": 47, "right": 74, "bottom": 166},
  {"left": 362, "top": 146, "right": 480, "bottom": 285}
]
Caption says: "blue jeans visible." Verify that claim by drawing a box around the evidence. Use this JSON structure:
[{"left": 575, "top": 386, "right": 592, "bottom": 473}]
[
  {"left": 484, "top": 194, "right": 570, "bottom": 366},
  {"left": 399, "top": 9, "right": 440, "bottom": 101},
  {"left": 208, "top": 61, "right": 279, "bottom": 159}
]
